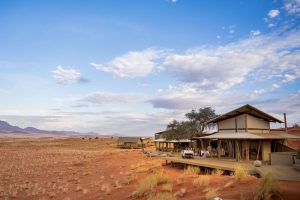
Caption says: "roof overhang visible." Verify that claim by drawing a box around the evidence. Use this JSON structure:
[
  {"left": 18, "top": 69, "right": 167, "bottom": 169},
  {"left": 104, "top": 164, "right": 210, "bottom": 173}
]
[
  {"left": 193, "top": 132, "right": 300, "bottom": 140},
  {"left": 208, "top": 104, "right": 283, "bottom": 123},
  {"left": 153, "top": 139, "right": 192, "bottom": 143}
]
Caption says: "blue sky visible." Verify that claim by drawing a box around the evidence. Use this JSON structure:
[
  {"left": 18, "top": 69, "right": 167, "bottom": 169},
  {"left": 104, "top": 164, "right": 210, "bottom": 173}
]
[{"left": 0, "top": 0, "right": 300, "bottom": 135}]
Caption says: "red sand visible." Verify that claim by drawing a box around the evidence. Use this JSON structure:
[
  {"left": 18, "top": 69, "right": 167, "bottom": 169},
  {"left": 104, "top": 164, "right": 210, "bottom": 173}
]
[{"left": 0, "top": 137, "right": 299, "bottom": 200}]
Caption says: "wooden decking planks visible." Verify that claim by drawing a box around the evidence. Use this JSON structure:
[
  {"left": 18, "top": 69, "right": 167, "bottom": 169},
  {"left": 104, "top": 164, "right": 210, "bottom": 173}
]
[
  {"left": 163, "top": 156, "right": 300, "bottom": 181},
  {"left": 163, "top": 156, "right": 254, "bottom": 172}
]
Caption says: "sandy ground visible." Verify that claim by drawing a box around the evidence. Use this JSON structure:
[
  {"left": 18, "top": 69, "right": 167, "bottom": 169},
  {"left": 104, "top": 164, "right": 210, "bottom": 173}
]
[{"left": 0, "top": 136, "right": 300, "bottom": 200}]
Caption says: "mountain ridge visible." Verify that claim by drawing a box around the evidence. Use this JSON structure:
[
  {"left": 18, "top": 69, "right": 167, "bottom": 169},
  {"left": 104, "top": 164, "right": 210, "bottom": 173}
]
[{"left": 0, "top": 120, "right": 94, "bottom": 135}]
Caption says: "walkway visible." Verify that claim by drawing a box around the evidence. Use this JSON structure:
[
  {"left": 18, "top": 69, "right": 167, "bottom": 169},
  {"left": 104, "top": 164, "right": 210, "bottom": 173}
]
[{"left": 163, "top": 156, "right": 300, "bottom": 181}]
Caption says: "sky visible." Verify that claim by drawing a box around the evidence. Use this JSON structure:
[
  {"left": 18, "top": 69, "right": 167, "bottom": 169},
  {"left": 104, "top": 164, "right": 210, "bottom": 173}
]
[{"left": 0, "top": 0, "right": 300, "bottom": 135}]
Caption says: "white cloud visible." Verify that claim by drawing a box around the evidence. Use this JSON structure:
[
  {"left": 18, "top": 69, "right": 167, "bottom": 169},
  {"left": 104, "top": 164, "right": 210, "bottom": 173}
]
[
  {"left": 90, "top": 49, "right": 165, "bottom": 78},
  {"left": 284, "top": 0, "right": 300, "bottom": 16},
  {"left": 162, "top": 29, "right": 300, "bottom": 90},
  {"left": 228, "top": 25, "right": 235, "bottom": 34},
  {"left": 253, "top": 93, "right": 300, "bottom": 125},
  {"left": 52, "top": 66, "right": 87, "bottom": 85},
  {"left": 272, "top": 83, "right": 280, "bottom": 89},
  {"left": 77, "top": 91, "right": 142, "bottom": 105},
  {"left": 282, "top": 69, "right": 300, "bottom": 82},
  {"left": 268, "top": 23, "right": 276, "bottom": 28},
  {"left": 268, "top": 9, "right": 280, "bottom": 18},
  {"left": 250, "top": 30, "right": 261, "bottom": 36}
]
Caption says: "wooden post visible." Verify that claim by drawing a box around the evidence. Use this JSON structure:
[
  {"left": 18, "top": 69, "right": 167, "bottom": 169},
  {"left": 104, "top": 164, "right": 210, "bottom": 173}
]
[
  {"left": 217, "top": 140, "right": 221, "bottom": 159},
  {"left": 235, "top": 140, "right": 238, "bottom": 161},
  {"left": 284, "top": 113, "right": 287, "bottom": 134},
  {"left": 200, "top": 139, "right": 204, "bottom": 150},
  {"left": 231, "top": 140, "right": 234, "bottom": 158},
  {"left": 273, "top": 140, "right": 277, "bottom": 152},
  {"left": 237, "top": 141, "right": 241, "bottom": 161},
  {"left": 256, "top": 140, "right": 261, "bottom": 160},
  {"left": 246, "top": 140, "right": 249, "bottom": 161}
]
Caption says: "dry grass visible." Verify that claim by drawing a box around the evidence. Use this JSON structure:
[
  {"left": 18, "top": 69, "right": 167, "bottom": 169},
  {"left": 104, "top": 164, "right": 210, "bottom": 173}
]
[
  {"left": 213, "top": 169, "right": 224, "bottom": 176},
  {"left": 234, "top": 164, "right": 248, "bottom": 182},
  {"left": 174, "top": 187, "right": 186, "bottom": 197},
  {"left": 147, "top": 192, "right": 176, "bottom": 200},
  {"left": 135, "top": 172, "right": 170, "bottom": 197},
  {"left": 161, "top": 183, "right": 173, "bottom": 192},
  {"left": 223, "top": 180, "right": 235, "bottom": 188},
  {"left": 254, "top": 172, "right": 281, "bottom": 200},
  {"left": 204, "top": 187, "right": 219, "bottom": 200},
  {"left": 101, "top": 183, "right": 111, "bottom": 194},
  {"left": 122, "top": 174, "right": 137, "bottom": 185},
  {"left": 183, "top": 165, "right": 200, "bottom": 175},
  {"left": 114, "top": 180, "right": 122, "bottom": 189},
  {"left": 193, "top": 175, "right": 210, "bottom": 188}
]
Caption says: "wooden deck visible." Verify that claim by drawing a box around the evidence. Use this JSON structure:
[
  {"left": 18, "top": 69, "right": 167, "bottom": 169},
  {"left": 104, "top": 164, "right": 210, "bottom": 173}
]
[
  {"left": 163, "top": 156, "right": 300, "bottom": 181},
  {"left": 164, "top": 156, "right": 256, "bottom": 172}
]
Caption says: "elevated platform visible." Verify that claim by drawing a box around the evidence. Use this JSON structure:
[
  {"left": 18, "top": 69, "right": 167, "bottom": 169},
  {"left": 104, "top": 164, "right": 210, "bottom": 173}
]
[{"left": 163, "top": 156, "right": 300, "bottom": 181}]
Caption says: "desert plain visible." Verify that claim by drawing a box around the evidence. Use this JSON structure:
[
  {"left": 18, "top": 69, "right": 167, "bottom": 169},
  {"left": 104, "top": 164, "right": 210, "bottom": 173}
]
[{"left": 0, "top": 135, "right": 300, "bottom": 200}]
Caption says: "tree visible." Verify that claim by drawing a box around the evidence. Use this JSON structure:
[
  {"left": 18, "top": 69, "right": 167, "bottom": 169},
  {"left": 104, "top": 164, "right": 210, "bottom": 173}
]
[
  {"left": 185, "top": 107, "right": 218, "bottom": 132},
  {"left": 164, "top": 107, "right": 218, "bottom": 140}
]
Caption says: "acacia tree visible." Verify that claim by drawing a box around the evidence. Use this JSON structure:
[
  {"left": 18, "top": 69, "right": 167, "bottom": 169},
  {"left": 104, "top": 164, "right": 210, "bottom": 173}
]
[
  {"left": 185, "top": 107, "right": 218, "bottom": 132},
  {"left": 164, "top": 107, "right": 218, "bottom": 140}
]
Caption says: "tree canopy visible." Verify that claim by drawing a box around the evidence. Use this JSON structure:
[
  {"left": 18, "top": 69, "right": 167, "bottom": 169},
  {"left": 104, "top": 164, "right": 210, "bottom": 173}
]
[{"left": 164, "top": 107, "right": 218, "bottom": 140}]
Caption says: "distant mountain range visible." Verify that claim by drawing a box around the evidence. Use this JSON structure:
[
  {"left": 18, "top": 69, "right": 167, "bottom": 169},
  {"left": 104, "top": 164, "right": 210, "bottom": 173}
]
[{"left": 0, "top": 120, "right": 97, "bottom": 135}]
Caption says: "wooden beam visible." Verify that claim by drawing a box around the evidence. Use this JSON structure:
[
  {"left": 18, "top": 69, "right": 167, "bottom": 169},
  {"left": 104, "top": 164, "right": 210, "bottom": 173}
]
[
  {"left": 284, "top": 113, "right": 287, "bottom": 134},
  {"left": 256, "top": 140, "right": 261, "bottom": 160},
  {"left": 235, "top": 140, "right": 238, "bottom": 161},
  {"left": 246, "top": 140, "right": 249, "bottom": 161},
  {"left": 217, "top": 140, "right": 221, "bottom": 159},
  {"left": 245, "top": 114, "right": 248, "bottom": 132}
]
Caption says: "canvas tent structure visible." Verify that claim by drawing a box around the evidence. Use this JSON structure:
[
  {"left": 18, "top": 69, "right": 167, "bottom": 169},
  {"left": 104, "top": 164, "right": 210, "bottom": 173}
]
[
  {"left": 153, "top": 138, "right": 193, "bottom": 152},
  {"left": 117, "top": 137, "right": 151, "bottom": 149},
  {"left": 193, "top": 104, "right": 300, "bottom": 164}
]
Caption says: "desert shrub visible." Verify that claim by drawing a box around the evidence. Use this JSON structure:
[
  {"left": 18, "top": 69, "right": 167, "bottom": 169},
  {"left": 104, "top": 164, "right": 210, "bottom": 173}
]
[
  {"left": 193, "top": 175, "right": 210, "bottom": 188},
  {"left": 135, "top": 175, "right": 157, "bottom": 197},
  {"left": 155, "top": 172, "right": 170, "bottom": 185},
  {"left": 204, "top": 187, "right": 219, "bottom": 200},
  {"left": 175, "top": 176, "right": 184, "bottom": 185},
  {"left": 75, "top": 185, "right": 82, "bottom": 192},
  {"left": 184, "top": 165, "right": 200, "bottom": 175},
  {"left": 255, "top": 172, "right": 281, "bottom": 200},
  {"left": 234, "top": 165, "right": 248, "bottom": 182},
  {"left": 174, "top": 187, "right": 186, "bottom": 197},
  {"left": 122, "top": 174, "right": 136, "bottom": 185},
  {"left": 101, "top": 184, "right": 111, "bottom": 194},
  {"left": 213, "top": 169, "right": 224, "bottom": 176},
  {"left": 147, "top": 192, "right": 176, "bottom": 200},
  {"left": 161, "top": 183, "right": 173, "bottom": 192},
  {"left": 135, "top": 172, "right": 170, "bottom": 197}
]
